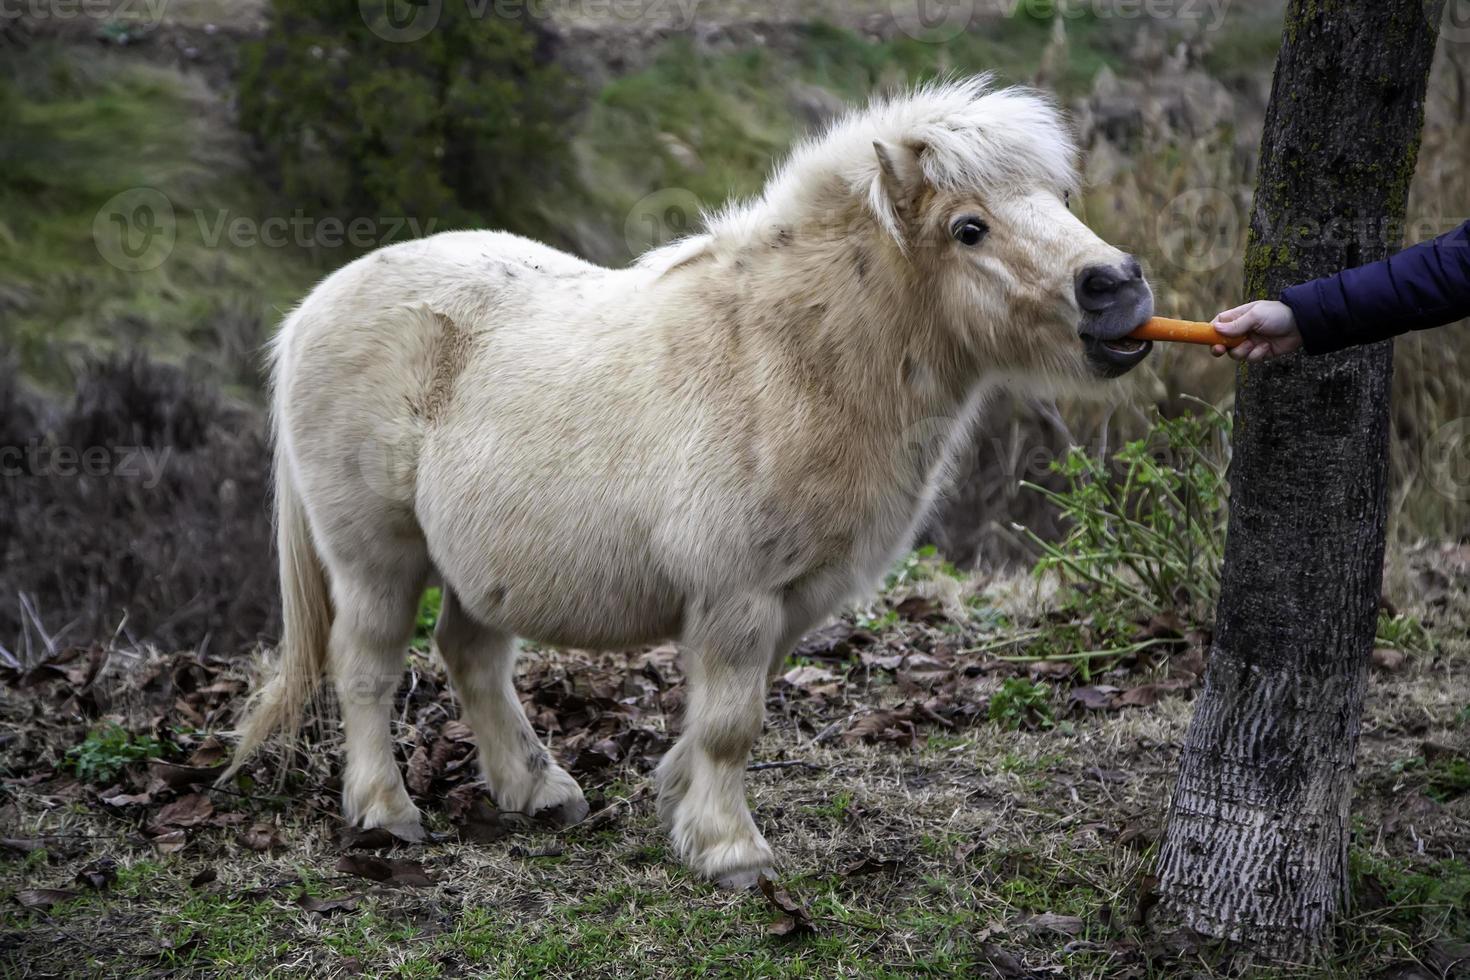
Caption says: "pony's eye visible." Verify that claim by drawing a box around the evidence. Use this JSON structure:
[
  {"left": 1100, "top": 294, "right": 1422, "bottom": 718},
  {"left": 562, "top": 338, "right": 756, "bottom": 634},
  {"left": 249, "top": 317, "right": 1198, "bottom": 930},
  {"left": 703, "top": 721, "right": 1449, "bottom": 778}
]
[
  {"left": 952, "top": 218, "right": 989, "bottom": 247},
  {"left": 1064, "top": 191, "right": 1072, "bottom": 209}
]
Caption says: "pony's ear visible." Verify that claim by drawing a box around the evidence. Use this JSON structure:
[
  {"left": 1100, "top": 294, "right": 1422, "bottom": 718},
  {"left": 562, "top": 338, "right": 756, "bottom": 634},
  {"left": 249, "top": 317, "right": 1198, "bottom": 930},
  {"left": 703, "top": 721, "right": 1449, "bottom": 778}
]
[{"left": 871, "top": 139, "right": 925, "bottom": 243}]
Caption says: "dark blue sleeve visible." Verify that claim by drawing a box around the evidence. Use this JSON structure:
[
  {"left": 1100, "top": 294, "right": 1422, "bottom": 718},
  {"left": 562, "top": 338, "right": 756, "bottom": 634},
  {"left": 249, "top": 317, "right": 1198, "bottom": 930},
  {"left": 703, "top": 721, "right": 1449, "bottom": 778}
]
[{"left": 1279, "top": 220, "right": 1470, "bottom": 355}]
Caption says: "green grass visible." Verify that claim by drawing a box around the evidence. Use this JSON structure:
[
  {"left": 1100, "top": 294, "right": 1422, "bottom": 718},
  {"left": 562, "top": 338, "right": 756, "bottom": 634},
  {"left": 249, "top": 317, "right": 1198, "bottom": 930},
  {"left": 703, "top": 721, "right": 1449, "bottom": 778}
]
[
  {"left": 1350, "top": 850, "right": 1470, "bottom": 937},
  {"left": 0, "top": 44, "right": 325, "bottom": 391},
  {"left": 413, "top": 587, "right": 444, "bottom": 651}
]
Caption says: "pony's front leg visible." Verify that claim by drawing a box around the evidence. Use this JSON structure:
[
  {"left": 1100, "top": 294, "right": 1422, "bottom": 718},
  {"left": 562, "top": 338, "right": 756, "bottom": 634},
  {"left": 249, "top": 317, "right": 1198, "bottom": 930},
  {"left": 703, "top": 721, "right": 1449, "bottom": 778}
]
[{"left": 658, "top": 594, "right": 781, "bottom": 888}]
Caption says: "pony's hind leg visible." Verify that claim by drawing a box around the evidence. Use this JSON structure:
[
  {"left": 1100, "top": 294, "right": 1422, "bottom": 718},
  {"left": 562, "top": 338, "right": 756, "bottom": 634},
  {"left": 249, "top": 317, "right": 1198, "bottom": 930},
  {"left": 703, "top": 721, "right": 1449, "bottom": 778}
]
[
  {"left": 330, "top": 567, "right": 428, "bottom": 841},
  {"left": 434, "top": 589, "right": 588, "bottom": 826},
  {"left": 657, "top": 593, "right": 781, "bottom": 888}
]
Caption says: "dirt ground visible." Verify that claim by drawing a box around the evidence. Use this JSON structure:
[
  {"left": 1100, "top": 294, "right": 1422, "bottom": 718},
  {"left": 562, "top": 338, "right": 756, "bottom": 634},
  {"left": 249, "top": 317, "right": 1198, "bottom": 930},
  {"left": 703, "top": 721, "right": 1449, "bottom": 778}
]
[{"left": 1, "top": 545, "right": 1467, "bottom": 978}]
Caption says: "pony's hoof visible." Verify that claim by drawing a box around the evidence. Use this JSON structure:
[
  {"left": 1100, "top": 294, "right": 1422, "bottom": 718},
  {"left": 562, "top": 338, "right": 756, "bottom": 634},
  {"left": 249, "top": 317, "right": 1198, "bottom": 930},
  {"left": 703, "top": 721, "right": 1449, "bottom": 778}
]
[
  {"left": 373, "top": 816, "right": 426, "bottom": 843},
  {"left": 716, "top": 867, "right": 774, "bottom": 891},
  {"left": 535, "top": 795, "right": 590, "bottom": 828},
  {"left": 352, "top": 798, "right": 426, "bottom": 843}
]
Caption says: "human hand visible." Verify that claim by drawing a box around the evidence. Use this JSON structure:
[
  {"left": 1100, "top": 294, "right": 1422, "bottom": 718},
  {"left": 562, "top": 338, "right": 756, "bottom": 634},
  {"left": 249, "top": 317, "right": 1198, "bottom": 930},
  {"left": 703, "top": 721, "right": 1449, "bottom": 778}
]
[{"left": 1210, "top": 300, "right": 1303, "bottom": 362}]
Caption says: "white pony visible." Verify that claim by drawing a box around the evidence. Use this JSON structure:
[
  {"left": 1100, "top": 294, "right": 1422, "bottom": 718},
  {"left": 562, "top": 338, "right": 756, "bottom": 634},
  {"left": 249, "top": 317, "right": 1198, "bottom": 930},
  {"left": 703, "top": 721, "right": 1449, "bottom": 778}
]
[{"left": 224, "top": 76, "right": 1154, "bottom": 887}]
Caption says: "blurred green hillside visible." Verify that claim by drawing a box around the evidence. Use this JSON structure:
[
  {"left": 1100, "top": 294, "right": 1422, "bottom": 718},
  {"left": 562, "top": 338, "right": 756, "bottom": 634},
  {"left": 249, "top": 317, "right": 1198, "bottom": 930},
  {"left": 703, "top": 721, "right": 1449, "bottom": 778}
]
[
  {"left": 3, "top": 0, "right": 1467, "bottom": 552},
  {"left": 0, "top": 4, "right": 1227, "bottom": 389}
]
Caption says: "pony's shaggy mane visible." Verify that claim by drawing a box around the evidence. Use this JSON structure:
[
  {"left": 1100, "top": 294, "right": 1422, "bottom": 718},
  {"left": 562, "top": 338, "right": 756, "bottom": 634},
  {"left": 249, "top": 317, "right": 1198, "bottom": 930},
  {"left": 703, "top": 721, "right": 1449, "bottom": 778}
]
[{"left": 640, "top": 76, "right": 1080, "bottom": 271}]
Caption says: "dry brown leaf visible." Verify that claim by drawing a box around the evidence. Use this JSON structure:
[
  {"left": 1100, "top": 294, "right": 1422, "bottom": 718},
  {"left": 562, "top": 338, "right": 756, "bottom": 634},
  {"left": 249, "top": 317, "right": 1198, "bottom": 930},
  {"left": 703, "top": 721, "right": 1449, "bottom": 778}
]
[
  {"left": 1016, "top": 911, "right": 1085, "bottom": 937},
  {"left": 1028, "top": 659, "right": 1076, "bottom": 680},
  {"left": 840, "top": 855, "right": 901, "bottom": 876},
  {"left": 149, "top": 762, "right": 226, "bottom": 792},
  {"left": 14, "top": 888, "right": 79, "bottom": 910},
  {"left": 457, "top": 799, "right": 513, "bottom": 844},
  {"left": 1082, "top": 767, "right": 1129, "bottom": 785},
  {"left": 340, "top": 827, "right": 402, "bottom": 851},
  {"left": 758, "top": 875, "right": 814, "bottom": 936},
  {"left": 186, "top": 737, "right": 228, "bottom": 767},
  {"left": 1116, "top": 679, "right": 1191, "bottom": 708},
  {"left": 153, "top": 793, "right": 214, "bottom": 828},
  {"left": 405, "top": 741, "right": 434, "bottom": 796},
  {"left": 100, "top": 790, "right": 152, "bottom": 808},
  {"left": 75, "top": 857, "right": 117, "bottom": 891},
  {"left": 893, "top": 596, "right": 938, "bottom": 621},
  {"left": 781, "top": 665, "right": 837, "bottom": 688},
  {"left": 440, "top": 720, "right": 476, "bottom": 742},
  {"left": 152, "top": 830, "right": 187, "bottom": 854},
  {"left": 859, "top": 650, "right": 904, "bottom": 671},
  {"left": 239, "top": 823, "right": 286, "bottom": 853},
  {"left": 1137, "top": 611, "right": 1186, "bottom": 640},
  {"left": 297, "top": 893, "right": 361, "bottom": 916},
  {"left": 1068, "top": 685, "right": 1119, "bottom": 711},
  {"left": 334, "top": 854, "right": 434, "bottom": 887},
  {"left": 1371, "top": 647, "right": 1407, "bottom": 672},
  {"left": 842, "top": 708, "right": 919, "bottom": 747}
]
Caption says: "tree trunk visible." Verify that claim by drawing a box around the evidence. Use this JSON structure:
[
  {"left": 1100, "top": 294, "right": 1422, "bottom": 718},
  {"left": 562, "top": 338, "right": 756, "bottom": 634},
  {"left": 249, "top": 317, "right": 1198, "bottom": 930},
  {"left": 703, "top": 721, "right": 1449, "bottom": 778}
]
[{"left": 1156, "top": 0, "right": 1442, "bottom": 959}]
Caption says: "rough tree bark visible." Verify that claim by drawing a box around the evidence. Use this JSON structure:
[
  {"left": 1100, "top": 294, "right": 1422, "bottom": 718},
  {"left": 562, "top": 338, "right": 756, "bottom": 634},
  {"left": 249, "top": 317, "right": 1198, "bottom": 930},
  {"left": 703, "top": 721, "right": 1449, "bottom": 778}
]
[{"left": 1156, "top": 0, "right": 1442, "bottom": 959}]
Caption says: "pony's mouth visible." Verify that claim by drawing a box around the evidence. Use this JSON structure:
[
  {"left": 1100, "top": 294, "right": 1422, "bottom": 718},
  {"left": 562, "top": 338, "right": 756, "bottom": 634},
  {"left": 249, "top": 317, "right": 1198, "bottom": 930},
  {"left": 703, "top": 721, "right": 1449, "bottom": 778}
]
[{"left": 1080, "top": 333, "right": 1153, "bottom": 378}]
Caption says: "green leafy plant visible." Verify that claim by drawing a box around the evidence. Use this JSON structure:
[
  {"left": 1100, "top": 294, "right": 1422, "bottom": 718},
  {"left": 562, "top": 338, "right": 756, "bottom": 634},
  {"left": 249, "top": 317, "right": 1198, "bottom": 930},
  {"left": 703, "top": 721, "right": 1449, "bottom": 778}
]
[
  {"left": 413, "top": 587, "right": 443, "bottom": 651},
  {"left": 884, "top": 545, "right": 966, "bottom": 591},
  {"left": 1375, "top": 611, "right": 1431, "bottom": 653},
  {"left": 1013, "top": 408, "right": 1431, "bottom": 668},
  {"left": 1428, "top": 757, "right": 1470, "bottom": 803},
  {"left": 65, "top": 724, "right": 163, "bottom": 785},
  {"left": 988, "top": 678, "right": 1055, "bottom": 731},
  {"left": 1019, "top": 405, "right": 1230, "bottom": 623}
]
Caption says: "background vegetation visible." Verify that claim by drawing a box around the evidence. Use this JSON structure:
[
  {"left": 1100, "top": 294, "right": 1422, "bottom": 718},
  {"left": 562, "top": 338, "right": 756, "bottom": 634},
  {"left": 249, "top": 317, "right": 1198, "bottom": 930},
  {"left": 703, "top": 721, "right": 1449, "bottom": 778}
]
[{"left": 1, "top": 4, "right": 1467, "bottom": 973}]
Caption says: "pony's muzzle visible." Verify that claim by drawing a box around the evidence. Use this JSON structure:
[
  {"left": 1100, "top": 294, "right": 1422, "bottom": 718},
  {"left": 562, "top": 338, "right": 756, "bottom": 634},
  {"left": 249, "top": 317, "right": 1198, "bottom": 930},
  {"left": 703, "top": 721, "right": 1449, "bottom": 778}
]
[
  {"left": 1075, "top": 257, "right": 1150, "bottom": 332},
  {"left": 1075, "top": 255, "right": 1154, "bottom": 377}
]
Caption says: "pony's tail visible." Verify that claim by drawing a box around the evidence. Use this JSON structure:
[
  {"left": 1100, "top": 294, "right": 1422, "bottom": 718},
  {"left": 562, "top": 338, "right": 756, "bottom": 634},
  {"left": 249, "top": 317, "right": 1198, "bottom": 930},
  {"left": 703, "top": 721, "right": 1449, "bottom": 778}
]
[{"left": 219, "top": 448, "right": 332, "bottom": 784}]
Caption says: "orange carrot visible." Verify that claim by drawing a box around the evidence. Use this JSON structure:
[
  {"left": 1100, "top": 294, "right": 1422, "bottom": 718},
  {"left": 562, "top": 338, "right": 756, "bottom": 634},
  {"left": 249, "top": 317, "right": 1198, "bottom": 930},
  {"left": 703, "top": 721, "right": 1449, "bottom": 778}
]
[{"left": 1128, "top": 316, "right": 1244, "bottom": 348}]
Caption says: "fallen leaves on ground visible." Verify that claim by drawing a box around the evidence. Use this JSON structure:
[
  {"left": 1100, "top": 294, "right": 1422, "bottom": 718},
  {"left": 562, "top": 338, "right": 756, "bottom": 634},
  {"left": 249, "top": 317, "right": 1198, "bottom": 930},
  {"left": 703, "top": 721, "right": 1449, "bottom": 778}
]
[
  {"left": 239, "top": 823, "right": 286, "bottom": 853},
  {"left": 151, "top": 793, "right": 214, "bottom": 829},
  {"left": 334, "top": 854, "right": 434, "bottom": 888},
  {"left": 758, "top": 876, "right": 815, "bottom": 936},
  {"left": 296, "top": 893, "right": 362, "bottom": 916},
  {"left": 14, "top": 888, "right": 80, "bottom": 910},
  {"left": 1372, "top": 647, "right": 1408, "bottom": 672}
]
